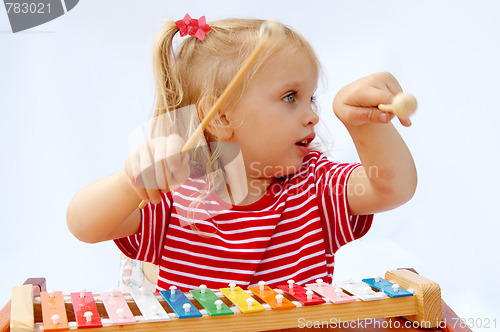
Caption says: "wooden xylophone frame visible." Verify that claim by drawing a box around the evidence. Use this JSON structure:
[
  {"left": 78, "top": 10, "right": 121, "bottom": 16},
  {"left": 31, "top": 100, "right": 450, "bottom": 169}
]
[{"left": 9, "top": 269, "right": 443, "bottom": 332}]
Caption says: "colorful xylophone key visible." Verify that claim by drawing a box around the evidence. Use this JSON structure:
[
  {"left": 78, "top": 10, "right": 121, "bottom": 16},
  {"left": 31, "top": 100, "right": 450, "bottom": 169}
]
[
  {"left": 276, "top": 279, "right": 325, "bottom": 305},
  {"left": 11, "top": 284, "right": 35, "bottom": 331},
  {"left": 335, "top": 277, "right": 387, "bottom": 301},
  {"left": 362, "top": 276, "right": 413, "bottom": 298},
  {"left": 248, "top": 281, "right": 295, "bottom": 310},
  {"left": 160, "top": 286, "right": 202, "bottom": 319},
  {"left": 190, "top": 285, "right": 234, "bottom": 316},
  {"left": 129, "top": 287, "right": 170, "bottom": 322},
  {"left": 305, "top": 279, "right": 356, "bottom": 304},
  {"left": 40, "top": 290, "right": 69, "bottom": 331},
  {"left": 70, "top": 289, "right": 102, "bottom": 328},
  {"left": 219, "top": 283, "right": 266, "bottom": 313},
  {"left": 100, "top": 289, "right": 136, "bottom": 325}
]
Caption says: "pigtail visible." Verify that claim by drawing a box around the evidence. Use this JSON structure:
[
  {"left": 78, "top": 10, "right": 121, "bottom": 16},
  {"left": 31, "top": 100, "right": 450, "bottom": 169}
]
[
  {"left": 149, "top": 19, "right": 221, "bottom": 233},
  {"left": 151, "top": 20, "right": 184, "bottom": 137}
]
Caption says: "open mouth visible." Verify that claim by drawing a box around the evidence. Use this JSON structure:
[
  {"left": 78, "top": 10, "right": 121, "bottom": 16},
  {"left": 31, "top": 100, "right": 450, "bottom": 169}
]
[
  {"left": 295, "top": 133, "right": 315, "bottom": 147},
  {"left": 296, "top": 139, "right": 310, "bottom": 147}
]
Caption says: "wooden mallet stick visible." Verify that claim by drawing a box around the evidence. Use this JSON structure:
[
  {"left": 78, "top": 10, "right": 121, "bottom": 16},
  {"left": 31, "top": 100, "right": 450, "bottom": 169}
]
[
  {"left": 378, "top": 93, "right": 417, "bottom": 118},
  {"left": 138, "top": 20, "right": 284, "bottom": 209}
]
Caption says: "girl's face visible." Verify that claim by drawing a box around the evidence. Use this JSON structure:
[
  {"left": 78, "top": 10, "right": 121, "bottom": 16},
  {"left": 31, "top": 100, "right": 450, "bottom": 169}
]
[{"left": 226, "top": 47, "right": 319, "bottom": 179}]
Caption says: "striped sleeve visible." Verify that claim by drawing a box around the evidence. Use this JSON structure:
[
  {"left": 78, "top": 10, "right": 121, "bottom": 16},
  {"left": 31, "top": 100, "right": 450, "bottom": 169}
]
[
  {"left": 113, "top": 192, "right": 172, "bottom": 265},
  {"left": 314, "top": 154, "right": 373, "bottom": 255}
]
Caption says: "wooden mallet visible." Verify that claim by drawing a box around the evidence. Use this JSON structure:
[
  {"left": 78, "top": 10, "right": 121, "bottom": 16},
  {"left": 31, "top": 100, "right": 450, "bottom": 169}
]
[
  {"left": 138, "top": 20, "right": 284, "bottom": 209},
  {"left": 378, "top": 93, "right": 417, "bottom": 118}
]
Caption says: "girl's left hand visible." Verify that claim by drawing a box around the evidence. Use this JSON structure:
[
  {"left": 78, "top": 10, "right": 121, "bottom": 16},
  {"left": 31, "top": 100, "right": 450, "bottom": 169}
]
[{"left": 333, "top": 72, "right": 412, "bottom": 127}]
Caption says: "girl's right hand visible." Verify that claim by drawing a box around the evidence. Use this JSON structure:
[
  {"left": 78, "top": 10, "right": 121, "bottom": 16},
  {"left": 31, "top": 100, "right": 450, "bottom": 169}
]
[
  {"left": 333, "top": 72, "right": 411, "bottom": 127},
  {"left": 124, "top": 133, "right": 190, "bottom": 205}
]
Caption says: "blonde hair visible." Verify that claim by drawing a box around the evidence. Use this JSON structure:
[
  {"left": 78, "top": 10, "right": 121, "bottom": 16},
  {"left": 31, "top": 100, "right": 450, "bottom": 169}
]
[{"left": 149, "top": 18, "right": 321, "bottom": 232}]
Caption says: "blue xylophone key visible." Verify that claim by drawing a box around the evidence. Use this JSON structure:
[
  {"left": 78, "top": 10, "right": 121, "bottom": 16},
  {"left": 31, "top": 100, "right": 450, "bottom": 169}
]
[
  {"left": 160, "top": 288, "right": 203, "bottom": 319},
  {"left": 362, "top": 277, "right": 413, "bottom": 298}
]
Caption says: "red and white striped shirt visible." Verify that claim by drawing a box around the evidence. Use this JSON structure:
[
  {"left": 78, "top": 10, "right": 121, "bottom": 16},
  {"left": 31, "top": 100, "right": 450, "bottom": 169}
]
[{"left": 115, "top": 151, "right": 373, "bottom": 291}]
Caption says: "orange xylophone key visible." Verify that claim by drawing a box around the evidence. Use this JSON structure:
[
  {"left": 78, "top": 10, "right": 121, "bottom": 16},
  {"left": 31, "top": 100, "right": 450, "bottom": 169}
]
[
  {"left": 40, "top": 290, "right": 69, "bottom": 331},
  {"left": 248, "top": 282, "right": 295, "bottom": 310}
]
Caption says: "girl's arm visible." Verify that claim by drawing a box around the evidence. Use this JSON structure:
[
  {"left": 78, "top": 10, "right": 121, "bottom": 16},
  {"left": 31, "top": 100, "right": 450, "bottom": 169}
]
[
  {"left": 66, "top": 170, "right": 142, "bottom": 243},
  {"left": 67, "top": 134, "right": 189, "bottom": 243},
  {"left": 333, "top": 72, "right": 418, "bottom": 215}
]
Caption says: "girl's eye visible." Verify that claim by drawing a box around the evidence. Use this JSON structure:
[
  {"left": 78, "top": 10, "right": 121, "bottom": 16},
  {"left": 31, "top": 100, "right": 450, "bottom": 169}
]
[{"left": 282, "top": 92, "right": 296, "bottom": 103}]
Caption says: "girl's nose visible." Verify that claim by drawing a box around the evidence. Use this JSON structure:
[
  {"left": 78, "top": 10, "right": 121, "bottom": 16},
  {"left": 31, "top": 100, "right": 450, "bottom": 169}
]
[{"left": 304, "top": 106, "right": 319, "bottom": 126}]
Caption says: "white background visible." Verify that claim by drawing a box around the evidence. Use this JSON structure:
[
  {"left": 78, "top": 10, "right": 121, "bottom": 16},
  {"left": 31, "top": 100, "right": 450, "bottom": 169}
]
[{"left": 1, "top": 0, "right": 499, "bottom": 329}]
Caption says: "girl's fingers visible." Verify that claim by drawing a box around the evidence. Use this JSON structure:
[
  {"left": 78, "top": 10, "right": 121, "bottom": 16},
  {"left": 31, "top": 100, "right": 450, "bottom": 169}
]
[
  {"left": 371, "top": 110, "right": 394, "bottom": 123},
  {"left": 126, "top": 153, "right": 152, "bottom": 205},
  {"left": 125, "top": 134, "right": 191, "bottom": 206},
  {"left": 383, "top": 74, "right": 404, "bottom": 97},
  {"left": 368, "top": 109, "right": 412, "bottom": 127},
  {"left": 154, "top": 138, "right": 169, "bottom": 191},
  {"left": 399, "top": 117, "right": 412, "bottom": 127},
  {"left": 175, "top": 152, "right": 190, "bottom": 186},
  {"left": 334, "top": 72, "right": 413, "bottom": 127},
  {"left": 165, "top": 134, "right": 184, "bottom": 170},
  {"left": 346, "top": 106, "right": 394, "bottom": 125},
  {"left": 164, "top": 153, "right": 190, "bottom": 191},
  {"left": 139, "top": 141, "right": 163, "bottom": 204},
  {"left": 362, "top": 88, "right": 395, "bottom": 108},
  {"left": 139, "top": 141, "right": 154, "bottom": 188},
  {"left": 363, "top": 108, "right": 412, "bottom": 127},
  {"left": 373, "top": 72, "right": 403, "bottom": 96},
  {"left": 135, "top": 186, "right": 152, "bottom": 206},
  {"left": 165, "top": 134, "right": 189, "bottom": 191}
]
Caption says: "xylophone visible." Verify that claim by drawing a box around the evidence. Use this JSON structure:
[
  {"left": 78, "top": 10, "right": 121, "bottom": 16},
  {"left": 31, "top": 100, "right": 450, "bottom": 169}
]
[{"left": 8, "top": 269, "right": 443, "bottom": 332}]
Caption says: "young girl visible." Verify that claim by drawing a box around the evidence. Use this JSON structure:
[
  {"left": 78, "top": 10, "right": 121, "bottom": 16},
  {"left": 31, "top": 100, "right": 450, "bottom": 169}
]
[{"left": 66, "top": 16, "right": 417, "bottom": 291}]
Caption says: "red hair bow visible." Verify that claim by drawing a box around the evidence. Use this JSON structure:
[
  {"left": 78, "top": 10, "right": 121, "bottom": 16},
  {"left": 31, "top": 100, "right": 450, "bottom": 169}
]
[{"left": 175, "top": 14, "right": 212, "bottom": 41}]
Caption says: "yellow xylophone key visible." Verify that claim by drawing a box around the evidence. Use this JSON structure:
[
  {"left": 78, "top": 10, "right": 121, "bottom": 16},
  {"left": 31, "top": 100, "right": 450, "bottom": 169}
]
[{"left": 219, "top": 285, "right": 265, "bottom": 314}]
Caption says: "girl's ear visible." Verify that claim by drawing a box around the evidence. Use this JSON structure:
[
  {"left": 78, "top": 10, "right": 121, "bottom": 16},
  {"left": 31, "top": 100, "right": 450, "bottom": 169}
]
[{"left": 198, "top": 95, "right": 233, "bottom": 140}]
